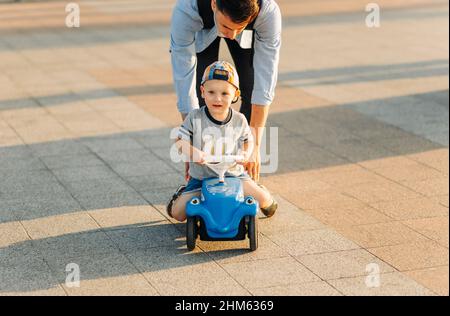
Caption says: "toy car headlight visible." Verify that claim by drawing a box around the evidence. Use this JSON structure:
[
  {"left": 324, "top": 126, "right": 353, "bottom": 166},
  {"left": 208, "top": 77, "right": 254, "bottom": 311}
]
[
  {"left": 190, "top": 197, "right": 200, "bottom": 205},
  {"left": 245, "top": 197, "right": 254, "bottom": 205}
]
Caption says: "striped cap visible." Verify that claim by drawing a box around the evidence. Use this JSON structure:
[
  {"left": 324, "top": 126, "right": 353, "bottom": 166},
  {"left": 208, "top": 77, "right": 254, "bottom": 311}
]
[{"left": 201, "top": 61, "right": 239, "bottom": 90}]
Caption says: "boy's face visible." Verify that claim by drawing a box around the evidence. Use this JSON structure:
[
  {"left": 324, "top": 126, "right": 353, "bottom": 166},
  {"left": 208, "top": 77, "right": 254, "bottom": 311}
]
[{"left": 201, "top": 79, "right": 239, "bottom": 117}]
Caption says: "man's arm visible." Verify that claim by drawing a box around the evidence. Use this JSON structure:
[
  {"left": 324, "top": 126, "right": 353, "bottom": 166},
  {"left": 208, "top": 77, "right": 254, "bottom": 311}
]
[
  {"left": 251, "top": 1, "right": 282, "bottom": 108},
  {"left": 170, "top": 0, "right": 203, "bottom": 115},
  {"left": 244, "top": 1, "right": 281, "bottom": 181},
  {"left": 250, "top": 104, "right": 270, "bottom": 146},
  {"left": 245, "top": 104, "right": 270, "bottom": 181}
]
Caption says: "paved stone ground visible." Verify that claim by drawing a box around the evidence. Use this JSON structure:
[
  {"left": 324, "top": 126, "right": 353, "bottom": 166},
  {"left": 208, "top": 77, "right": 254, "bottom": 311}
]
[{"left": 0, "top": 0, "right": 448, "bottom": 296}]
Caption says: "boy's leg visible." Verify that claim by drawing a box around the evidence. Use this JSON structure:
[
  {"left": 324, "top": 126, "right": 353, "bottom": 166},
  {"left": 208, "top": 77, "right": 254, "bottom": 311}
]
[
  {"left": 242, "top": 179, "right": 272, "bottom": 209},
  {"left": 171, "top": 191, "right": 201, "bottom": 222},
  {"left": 242, "top": 179, "right": 278, "bottom": 217},
  {"left": 196, "top": 37, "right": 221, "bottom": 107},
  {"left": 224, "top": 38, "right": 254, "bottom": 123}
]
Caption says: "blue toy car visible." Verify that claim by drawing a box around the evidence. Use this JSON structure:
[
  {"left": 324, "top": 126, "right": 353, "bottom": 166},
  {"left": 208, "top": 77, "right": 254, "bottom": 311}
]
[{"left": 185, "top": 155, "right": 259, "bottom": 251}]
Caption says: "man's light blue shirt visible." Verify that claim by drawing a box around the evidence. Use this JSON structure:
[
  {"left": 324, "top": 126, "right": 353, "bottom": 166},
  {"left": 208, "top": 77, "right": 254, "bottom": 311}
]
[{"left": 170, "top": 0, "right": 282, "bottom": 114}]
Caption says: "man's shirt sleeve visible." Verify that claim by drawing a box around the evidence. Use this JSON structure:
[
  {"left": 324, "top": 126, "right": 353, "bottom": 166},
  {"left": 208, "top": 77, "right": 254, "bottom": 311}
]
[
  {"left": 252, "top": 1, "right": 282, "bottom": 107},
  {"left": 170, "top": 0, "right": 203, "bottom": 114}
]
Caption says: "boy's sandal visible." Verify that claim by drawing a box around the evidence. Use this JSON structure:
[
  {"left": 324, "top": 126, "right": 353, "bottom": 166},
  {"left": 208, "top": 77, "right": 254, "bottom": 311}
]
[
  {"left": 166, "top": 185, "right": 186, "bottom": 218},
  {"left": 261, "top": 199, "right": 278, "bottom": 218},
  {"left": 257, "top": 184, "right": 278, "bottom": 218}
]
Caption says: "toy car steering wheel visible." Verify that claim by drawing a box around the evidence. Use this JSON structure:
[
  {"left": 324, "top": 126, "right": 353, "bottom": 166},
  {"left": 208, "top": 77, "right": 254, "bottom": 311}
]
[{"left": 204, "top": 155, "right": 245, "bottom": 182}]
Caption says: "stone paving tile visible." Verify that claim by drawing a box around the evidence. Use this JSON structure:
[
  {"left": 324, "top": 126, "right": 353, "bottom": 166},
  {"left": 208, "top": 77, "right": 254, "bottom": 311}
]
[
  {"left": 320, "top": 137, "right": 398, "bottom": 164},
  {"left": 371, "top": 162, "right": 444, "bottom": 182},
  {"left": 0, "top": 169, "right": 57, "bottom": 192},
  {"left": 296, "top": 249, "right": 396, "bottom": 281},
  {"left": 0, "top": 258, "right": 66, "bottom": 296},
  {"left": 52, "top": 165, "right": 118, "bottom": 182},
  {"left": 0, "top": 146, "right": 33, "bottom": 159},
  {"left": 402, "top": 216, "right": 449, "bottom": 248},
  {"left": 278, "top": 139, "right": 349, "bottom": 172},
  {"left": 258, "top": 194, "right": 326, "bottom": 236},
  {"left": 370, "top": 198, "right": 449, "bottom": 220},
  {"left": 250, "top": 281, "right": 342, "bottom": 296},
  {"left": 0, "top": 176, "right": 69, "bottom": 200},
  {"left": 40, "top": 153, "right": 105, "bottom": 170},
  {"left": 126, "top": 246, "right": 250, "bottom": 296},
  {"left": 95, "top": 148, "right": 163, "bottom": 164},
  {"left": 404, "top": 266, "right": 449, "bottom": 296},
  {"left": 434, "top": 195, "right": 449, "bottom": 208},
  {"left": 20, "top": 212, "right": 100, "bottom": 240},
  {"left": 80, "top": 136, "right": 144, "bottom": 153},
  {"left": 101, "top": 109, "right": 166, "bottom": 131},
  {"left": 108, "top": 161, "right": 174, "bottom": 177},
  {"left": 27, "top": 139, "right": 91, "bottom": 157},
  {"left": 46, "top": 252, "right": 159, "bottom": 296},
  {"left": 306, "top": 205, "right": 392, "bottom": 227},
  {"left": 368, "top": 241, "right": 449, "bottom": 271},
  {"left": 61, "top": 177, "right": 137, "bottom": 198},
  {"left": 267, "top": 228, "right": 360, "bottom": 256},
  {"left": 364, "top": 135, "right": 442, "bottom": 156},
  {"left": 140, "top": 187, "right": 181, "bottom": 207},
  {"left": 343, "top": 181, "right": 423, "bottom": 204},
  {"left": 89, "top": 205, "right": 167, "bottom": 229},
  {"left": 0, "top": 204, "right": 20, "bottom": 224},
  {"left": 32, "top": 230, "right": 119, "bottom": 262},
  {"left": 400, "top": 177, "right": 449, "bottom": 197},
  {"left": 262, "top": 172, "right": 333, "bottom": 195},
  {"left": 282, "top": 189, "right": 367, "bottom": 211},
  {"left": 0, "top": 221, "right": 30, "bottom": 247},
  {"left": 0, "top": 242, "right": 43, "bottom": 277},
  {"left": 0, "top": 156, "right": 47, "bottom": 171},
  {"left": 221, "top": 257, "right": 320, "bottom": 290},
  {"left": 328, "top": 272, "right": 435, "bottom": 296},
  {"left": 125, "top": 173, "right": 185, "bottom": 193},
  {"left": 59, "top": 114, "right": 120, "bottom": 136},
  {"left": 336, "top": 222, "right": 430, "bottom": 248},
  {"left": 357, "top": 155, "right": 421, "bottom": 170},
  {"left": 133, "top": 129, "right": 177, "bottom": 149},
  {"left": 1, "top": 195, "right": 83, "bottom": 222},
  {"left": 313, "top": 165, "right": 388, "bottom": 189},
  {"left": 104, "top": 222, "right": 185, "bottom": 253},
  {"left": 75, "top": 191, "right": 149, "bottom": 211},
  {"left": 197, "top": 234, "right": 290, "bottom": 264},
  {"left": 406, "top": 149, "right": 449, "bottom": 174}
]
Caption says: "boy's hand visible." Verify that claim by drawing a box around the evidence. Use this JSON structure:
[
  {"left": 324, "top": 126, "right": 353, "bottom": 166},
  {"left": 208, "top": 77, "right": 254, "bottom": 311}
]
[{"left": 192, "top": 149, "right": 206, "bottom": 165}]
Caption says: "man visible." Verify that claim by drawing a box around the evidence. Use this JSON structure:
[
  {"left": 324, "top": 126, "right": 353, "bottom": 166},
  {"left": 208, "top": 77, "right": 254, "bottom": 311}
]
[{"left": 170, "top": 0, "right": 281, "bottom": 182}]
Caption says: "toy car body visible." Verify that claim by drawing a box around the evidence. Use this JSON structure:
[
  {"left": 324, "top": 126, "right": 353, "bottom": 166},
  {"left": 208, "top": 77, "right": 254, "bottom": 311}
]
[{"left": 185, "top": 156, "right": 259, "bottom": 251}]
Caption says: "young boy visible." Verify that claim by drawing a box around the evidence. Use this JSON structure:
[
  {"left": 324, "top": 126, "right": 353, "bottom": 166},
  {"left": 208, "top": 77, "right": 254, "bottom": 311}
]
[{"left": 167, "top": 61, "right": 277, "bottom": 222}]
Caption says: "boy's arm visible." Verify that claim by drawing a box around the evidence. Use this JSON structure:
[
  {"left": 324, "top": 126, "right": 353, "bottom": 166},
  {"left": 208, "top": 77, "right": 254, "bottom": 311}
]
[{"left": 175, "top": 138, "right": 206, "bottom": 164}]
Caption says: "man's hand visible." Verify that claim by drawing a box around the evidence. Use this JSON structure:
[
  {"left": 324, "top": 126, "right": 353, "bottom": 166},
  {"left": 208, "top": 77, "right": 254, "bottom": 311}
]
[
  {"left": 245, "top": 145, "right": 261, "bottom": 182},
  {"left": 248, "top": 104, "right": 270, "bottom": 183},
  {"left": 184, "top": 162, "right": 190, "bottom": 182}
]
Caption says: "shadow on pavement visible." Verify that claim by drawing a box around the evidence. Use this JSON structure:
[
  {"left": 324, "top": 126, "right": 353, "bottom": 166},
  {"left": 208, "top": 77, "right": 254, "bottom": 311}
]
[{"left": 0, "top": 90, "right": 447, "bottom": 224}]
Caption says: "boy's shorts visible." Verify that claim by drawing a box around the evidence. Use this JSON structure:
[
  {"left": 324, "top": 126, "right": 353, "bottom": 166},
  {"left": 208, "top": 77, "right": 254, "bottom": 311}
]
[{"left": 182, "top": 173, "right": 251, "bottom": 195}]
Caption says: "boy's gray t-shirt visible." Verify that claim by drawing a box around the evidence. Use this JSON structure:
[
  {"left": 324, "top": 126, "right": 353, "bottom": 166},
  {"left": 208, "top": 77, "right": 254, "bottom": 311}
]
[{"left": 178, "top": 107, "right": 252, "bottom": 180}]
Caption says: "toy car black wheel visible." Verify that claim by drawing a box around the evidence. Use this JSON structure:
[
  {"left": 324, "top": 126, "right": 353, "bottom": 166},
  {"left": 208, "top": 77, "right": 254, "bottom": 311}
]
[
  {"left": 247, "top": 216, "right": 258, "bottom": 251},
  {"left": 186, "top": 216, "right": 198, "bottom": 251}
]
